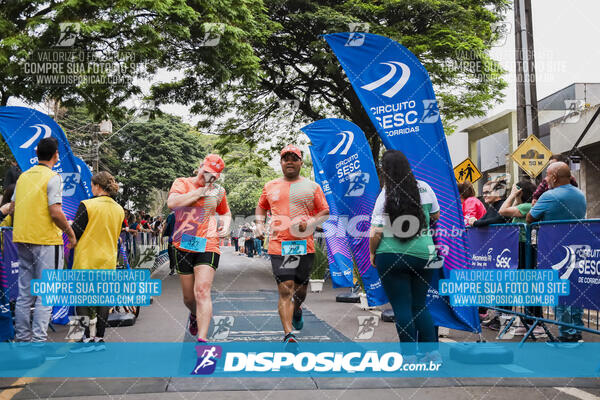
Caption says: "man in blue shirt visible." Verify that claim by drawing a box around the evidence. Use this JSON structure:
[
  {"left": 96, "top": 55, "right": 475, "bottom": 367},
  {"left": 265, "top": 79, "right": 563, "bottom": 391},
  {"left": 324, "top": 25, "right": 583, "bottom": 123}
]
[{"left": 527, "top": 161, "right": 586, "bottom": 342}]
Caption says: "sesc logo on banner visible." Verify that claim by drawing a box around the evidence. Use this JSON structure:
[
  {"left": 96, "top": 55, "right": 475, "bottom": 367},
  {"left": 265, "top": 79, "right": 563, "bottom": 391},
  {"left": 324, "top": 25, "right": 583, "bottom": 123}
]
[
  {"left": 496, "top": 249, "right": 512, "bottom": 269},
  {"left": 360, "top": 61, "right": 423, "bottom": 137},
  {"left": 551, "top": 245, "right": 600, "bottom": 283},
  {"left": 21, "top": 124, "right": 52, "bottom": 149}
]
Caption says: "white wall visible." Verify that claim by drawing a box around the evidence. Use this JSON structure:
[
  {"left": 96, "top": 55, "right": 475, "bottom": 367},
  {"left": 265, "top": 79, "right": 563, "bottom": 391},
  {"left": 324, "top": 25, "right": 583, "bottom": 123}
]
[{"left": 446, "top": 131, "right": 469, "bottom": 167}]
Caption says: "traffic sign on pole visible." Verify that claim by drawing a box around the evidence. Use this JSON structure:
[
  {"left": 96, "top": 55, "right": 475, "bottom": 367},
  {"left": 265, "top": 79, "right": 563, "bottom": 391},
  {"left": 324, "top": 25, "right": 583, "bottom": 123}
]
[
  {"left": 511, "top": 135, "right": 552, "bottom": 178},
  {"left": 454, "top": 158, "right": 482, "bottom": 183}
]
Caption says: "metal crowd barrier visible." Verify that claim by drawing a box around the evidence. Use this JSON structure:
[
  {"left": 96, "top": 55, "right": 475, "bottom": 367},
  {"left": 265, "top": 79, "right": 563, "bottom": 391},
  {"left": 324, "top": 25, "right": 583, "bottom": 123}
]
[
  {"left": 119, "top": 231, "right": 162, "bottom": 269},
  {"left": 467, "top": 220, "right": 600, "bottom": 343}
]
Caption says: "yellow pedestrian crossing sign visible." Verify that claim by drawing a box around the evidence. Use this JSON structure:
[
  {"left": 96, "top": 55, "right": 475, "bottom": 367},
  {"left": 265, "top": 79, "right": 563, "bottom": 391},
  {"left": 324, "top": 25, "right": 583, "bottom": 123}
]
[
  {"left": 454, "top": 158, "right": 481, "bottom": 183},
  {"left": 511, "top": 135, "right": 553, "bottom": 178}
]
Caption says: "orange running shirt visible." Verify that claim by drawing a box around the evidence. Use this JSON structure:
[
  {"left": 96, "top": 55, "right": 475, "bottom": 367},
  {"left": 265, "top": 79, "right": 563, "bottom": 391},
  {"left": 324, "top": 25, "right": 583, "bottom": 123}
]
[
  {"left": 168, "top": 177, "right": 230, "bottom": 254},
  {"left": 258, "top": 177, "right": 329, "bottom": 255}
]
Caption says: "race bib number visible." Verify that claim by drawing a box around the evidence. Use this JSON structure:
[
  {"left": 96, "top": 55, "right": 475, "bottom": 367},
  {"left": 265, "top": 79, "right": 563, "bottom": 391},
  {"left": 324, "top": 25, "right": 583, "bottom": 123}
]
[
  {"left": 180, "top": 234, "right": 207, "bottom": 253},
  {"left": 281, "top": 240, "right": 307, "bottom": 256}
]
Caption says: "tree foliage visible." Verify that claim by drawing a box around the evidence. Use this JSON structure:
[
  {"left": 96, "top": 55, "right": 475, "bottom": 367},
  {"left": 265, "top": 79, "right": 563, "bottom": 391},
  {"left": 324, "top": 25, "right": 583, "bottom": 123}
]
[
  {"left": 105, "top": 114, "right": 207, "bottom": 208},
  {"left": 59, "top": 107, "right": 279, "bottom": 213},
  {"left": 153, "top": 0, "right": 510, "bottom": 161},
  {"left": 59, "top": 108, "right": 207, "bottom": 208},
  {"left": 220, "top": 145, "right": 280, "bottom": 216},
  {"left": 0, "top": 0, "right": 264, "bottom": 119}
]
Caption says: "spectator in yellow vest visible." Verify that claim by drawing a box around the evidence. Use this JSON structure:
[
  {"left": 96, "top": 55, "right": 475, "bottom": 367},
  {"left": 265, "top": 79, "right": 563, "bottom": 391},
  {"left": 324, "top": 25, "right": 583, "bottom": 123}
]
[
  {"left": 70, "top": 171, "right": 124, "bottom": 352},
  {"left": 11, "top": 137, "right": 76, "bottom": 345}
]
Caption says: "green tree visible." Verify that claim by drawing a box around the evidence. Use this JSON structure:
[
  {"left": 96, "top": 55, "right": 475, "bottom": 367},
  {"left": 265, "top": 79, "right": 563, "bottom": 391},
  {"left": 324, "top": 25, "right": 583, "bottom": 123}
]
[
  {"left": 105, "top": 114, "right": 208, "bottom": 208},
  {"left": 58, "top": 107, "right": 210, "bottom": 209},
  {"left": 153, "top": 0, "right": 509, "bottom": 162},
  {"left": 220, "top": 145, "right": 279, "bottom": 216},
  {"left": 0, "top": 0, "right": 265, "bottom": 119}
]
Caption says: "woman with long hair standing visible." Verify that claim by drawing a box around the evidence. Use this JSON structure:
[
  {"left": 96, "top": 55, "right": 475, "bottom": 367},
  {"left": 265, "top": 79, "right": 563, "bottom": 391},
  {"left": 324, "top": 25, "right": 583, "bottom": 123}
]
[
  {"left": 370, "top": 150, "right": 440, "bottom": 361},
  {"left": 71, "top": 171, "right": 124, "bottom": 352},
  {"left": 457, "top": 180, "right": 486, "bottom": 225}
]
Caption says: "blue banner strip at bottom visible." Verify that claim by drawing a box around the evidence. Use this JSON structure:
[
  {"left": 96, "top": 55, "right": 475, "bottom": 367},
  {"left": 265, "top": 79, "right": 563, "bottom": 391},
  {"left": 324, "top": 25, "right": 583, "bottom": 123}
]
[{"left": 1, "top": 342, "right": 599, "bottom": 378}]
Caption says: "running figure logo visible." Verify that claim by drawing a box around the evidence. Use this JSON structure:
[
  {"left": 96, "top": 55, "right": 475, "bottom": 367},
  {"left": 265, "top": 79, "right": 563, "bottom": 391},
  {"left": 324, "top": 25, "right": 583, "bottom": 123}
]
[
  {"left": 60, "top": 173, "right": 81, "bottom": 197},
  {"left": 192, "top": 345, "right": 223, "bottom": 375},
  {"left": 281, "top": 255, "right": 301, "bottom": 269},
  {"left": 210, "top": 316, "right": 234, "bottom": 340},
  {"left": 421, "top": 99, "right": 440, "bottom": 124},
  {"left": 345, "top": 23, "right": 369, "bottom": 47},
  {"left": 354, "top": 316, "right": 379, "bottom": 340},
  {"left": 345, "top": 172, "right": 369, "bottom": 197}
]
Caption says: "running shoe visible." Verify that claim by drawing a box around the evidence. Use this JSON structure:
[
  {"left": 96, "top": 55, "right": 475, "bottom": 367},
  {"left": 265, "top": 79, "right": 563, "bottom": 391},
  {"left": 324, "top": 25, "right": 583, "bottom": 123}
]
[
  {"left": 197, "top": 337, "right": 208, "bottom": 344},
  {"left": 512, "top": 326, "right": 548, "bottom": 337},
  {"left": 510, "top": 327, "right": 526, "bottom": 336},
  {"left": 533, "top": 326, "right": 548, "bottom": 337},
  {"left": 283, "top": 332, "right": 298, "bottom": 343},
  {"left": 485, "top": 316, "right": 501, "bottom": 331},
  {"left": 292, "top": 309, "right": 304, "bottom": 331},
  {"left": 187, "top": 313, "right": 198, "bottom": 336},
  {"left": 546, "top": 334, "right": 583, "bottom": 348}
]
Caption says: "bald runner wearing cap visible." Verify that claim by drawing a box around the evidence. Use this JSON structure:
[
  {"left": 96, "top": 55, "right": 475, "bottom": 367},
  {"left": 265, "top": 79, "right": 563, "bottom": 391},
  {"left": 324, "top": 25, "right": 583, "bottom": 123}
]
[
  {"left": 167, "top": 154, "right": 231, "bottom": 343},
  {"left": 255, "top": 145, "right": 329, "bottom": 343}
]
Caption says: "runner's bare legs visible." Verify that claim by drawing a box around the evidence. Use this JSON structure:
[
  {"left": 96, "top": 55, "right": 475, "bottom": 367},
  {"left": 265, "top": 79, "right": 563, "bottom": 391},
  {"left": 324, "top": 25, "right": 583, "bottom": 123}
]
[
  {"left": 292, "top": 283, "right": 308, "bottom": 315},
  {"left": 193, "top": 264, "right": 216, "bottom": 340},
  {"left": 277, "top": 281, "right": 295, "bottom": 334},
  {"left": 179, "top": 275, "right": 196, "bottom": 314}
]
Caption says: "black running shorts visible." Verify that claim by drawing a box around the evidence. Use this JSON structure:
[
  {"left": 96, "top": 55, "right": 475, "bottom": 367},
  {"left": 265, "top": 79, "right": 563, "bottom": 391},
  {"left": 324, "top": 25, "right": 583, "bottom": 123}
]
[
  {"left": 270, "top": 253, "right": 315, "bottom": 285},
  {"left": 175, "top": 249, "right": 220, "bottom": 274}
]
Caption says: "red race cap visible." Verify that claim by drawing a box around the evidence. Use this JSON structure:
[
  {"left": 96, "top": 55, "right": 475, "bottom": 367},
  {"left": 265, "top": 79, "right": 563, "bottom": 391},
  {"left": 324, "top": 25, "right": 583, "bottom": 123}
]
[
  {"left": 202, "top": 154, "right": 225, "bottom": 174},
  {"left": 280, "top": 145, "right": 302, "bottom": 159}
]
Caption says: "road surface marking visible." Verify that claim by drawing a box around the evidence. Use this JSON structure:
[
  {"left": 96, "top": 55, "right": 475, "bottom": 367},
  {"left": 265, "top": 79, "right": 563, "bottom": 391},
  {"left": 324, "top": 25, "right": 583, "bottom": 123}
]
[
  {"left": 554, "top": 387, "right": 600, "bottom": 400},
  {"left": 0, "top": 377, "right": 37, "bottom": 400}
]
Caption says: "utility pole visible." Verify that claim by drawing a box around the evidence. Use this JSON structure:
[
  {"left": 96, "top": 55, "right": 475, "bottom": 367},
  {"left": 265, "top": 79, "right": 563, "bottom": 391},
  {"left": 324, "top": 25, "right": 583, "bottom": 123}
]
[
  {"left": 514, "top": 0, "right": 540, "bottom": 180},
  {"left": 514, "top": 0, "right": 540, "bottom": 140}
]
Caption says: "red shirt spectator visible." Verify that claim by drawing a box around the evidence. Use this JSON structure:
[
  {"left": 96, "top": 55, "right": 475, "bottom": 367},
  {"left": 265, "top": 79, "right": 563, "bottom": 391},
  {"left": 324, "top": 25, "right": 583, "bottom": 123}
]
[
  {"left": 462, "top": 196, "right": 486, "bottom": 223},
  {"left": 457, "top": 181, "right": 486, "bottom": 225}
]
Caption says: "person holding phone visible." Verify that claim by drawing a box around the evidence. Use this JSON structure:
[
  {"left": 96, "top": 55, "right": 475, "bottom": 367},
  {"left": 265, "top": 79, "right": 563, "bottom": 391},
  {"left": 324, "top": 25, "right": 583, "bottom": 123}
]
[{"left": 167, "top": 154, "right": 231, "bottom": 343}]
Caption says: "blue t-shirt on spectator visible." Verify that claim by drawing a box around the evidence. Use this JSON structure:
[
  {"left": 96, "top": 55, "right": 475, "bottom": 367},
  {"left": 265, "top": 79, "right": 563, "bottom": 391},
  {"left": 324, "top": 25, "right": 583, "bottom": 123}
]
[{"left": 529, "top": 184, "right": 586, "bottom": 221}]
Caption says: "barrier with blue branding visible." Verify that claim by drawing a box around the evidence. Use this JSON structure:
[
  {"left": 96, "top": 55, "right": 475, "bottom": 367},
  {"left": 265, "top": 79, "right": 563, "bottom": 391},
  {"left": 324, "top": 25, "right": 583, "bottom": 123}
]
[
  {"left": 534, "top": 219, "right": 600, "bottom": 309},
  {"left": 0, "top": 228, "right": 19, "bottom": 302},
  {"left": 466, "top": 224, "right": 522, "bottom": 270}
]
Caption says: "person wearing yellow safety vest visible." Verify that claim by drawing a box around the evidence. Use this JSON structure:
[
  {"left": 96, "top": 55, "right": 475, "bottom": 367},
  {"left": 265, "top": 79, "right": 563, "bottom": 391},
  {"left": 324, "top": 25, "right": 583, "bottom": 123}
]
[
  {"left": 11, "top": 137, "right": 77, "bottom": 346},
  {"left": 70, "top": 171, "right": 124, "bottom": 352}
]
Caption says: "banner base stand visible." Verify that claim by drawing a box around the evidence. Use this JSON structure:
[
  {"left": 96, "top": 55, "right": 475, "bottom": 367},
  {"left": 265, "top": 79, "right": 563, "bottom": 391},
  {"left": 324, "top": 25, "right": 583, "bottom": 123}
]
[
  {"left": 336, "top": 292, "right": 360, "bottom": 303},
  {"left": 382, "top": 309, "right": 395, "bottom": 322}
]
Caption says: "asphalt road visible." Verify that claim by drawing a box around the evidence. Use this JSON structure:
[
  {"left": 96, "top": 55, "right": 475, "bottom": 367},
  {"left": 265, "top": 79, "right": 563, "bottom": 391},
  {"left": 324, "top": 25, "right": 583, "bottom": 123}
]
[{"left": 1, "top": 246, "right": 599, "bottom": 400}]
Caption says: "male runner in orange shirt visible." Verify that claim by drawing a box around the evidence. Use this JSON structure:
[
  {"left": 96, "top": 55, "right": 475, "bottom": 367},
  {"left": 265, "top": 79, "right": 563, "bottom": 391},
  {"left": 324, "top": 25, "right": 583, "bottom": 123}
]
[
  {"left": 255, "top": 145, "right": 329, "bottom": 343},
  {"left": 167, "top": 154, "right": 231, "bottom": 343}
]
